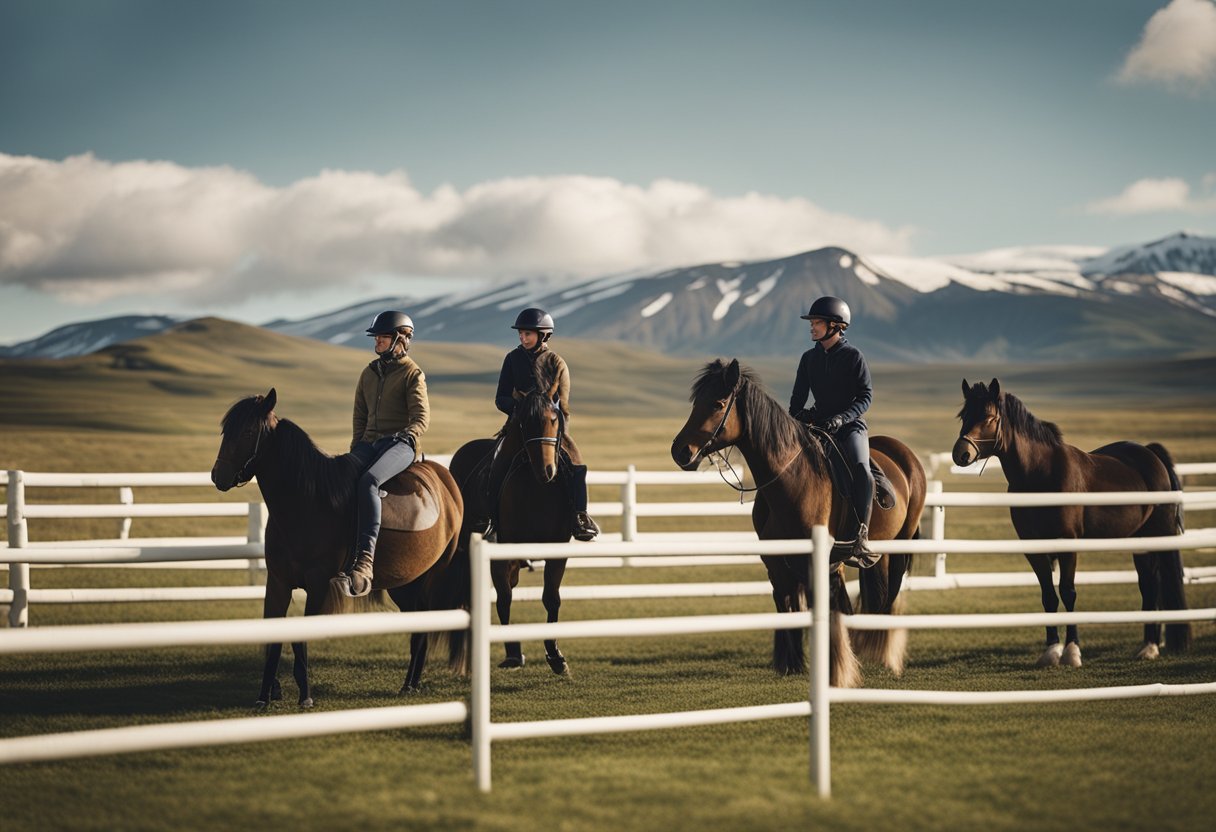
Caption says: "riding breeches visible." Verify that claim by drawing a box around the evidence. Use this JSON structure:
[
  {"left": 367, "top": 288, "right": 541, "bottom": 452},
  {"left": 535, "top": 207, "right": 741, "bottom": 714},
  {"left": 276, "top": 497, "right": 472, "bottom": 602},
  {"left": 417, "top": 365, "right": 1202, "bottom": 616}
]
[
  {"left": 835, "top": 422, "right": 874, "bottom": 526},
  {"left": 352, "top": 436, "right": 417, "bottom": 556}
]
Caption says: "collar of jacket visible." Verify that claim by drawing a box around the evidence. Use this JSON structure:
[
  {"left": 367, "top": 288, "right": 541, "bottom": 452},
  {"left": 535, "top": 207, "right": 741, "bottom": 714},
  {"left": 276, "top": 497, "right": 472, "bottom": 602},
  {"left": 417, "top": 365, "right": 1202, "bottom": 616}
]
[
  {"left": 816, "top": 337, "right": 849, "bottom": 354},
  {"left": 372, "top": 352, "right": 412, "bottom": 375}
]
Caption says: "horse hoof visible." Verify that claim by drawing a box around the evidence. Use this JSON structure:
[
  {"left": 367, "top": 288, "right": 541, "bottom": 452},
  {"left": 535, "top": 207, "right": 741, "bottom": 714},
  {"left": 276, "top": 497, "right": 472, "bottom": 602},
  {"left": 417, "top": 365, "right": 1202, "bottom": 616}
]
[
  {"left": 399, "top": 684, "right": 420, "bottom": 695},
  {"left": 546, "top": 653, "right": 570, "bottom": 676},
  {"left": 254, "top": 700, "right": 269, "bottom": 710},
  {"left": 1037, "top": 643, "right": 1063, "bottom": 667},
  {"left": 299, "top": 697, "right": 314, "bottom": 709},
  {"left": 498, "top": 656, "right": 525, "bottom": 669},
  {"left": 1136, "top": 642, "right": 1160, "bottom": 661},
  {"left": 1061, "top": 643, "right": 1082, "bottom": 667}
]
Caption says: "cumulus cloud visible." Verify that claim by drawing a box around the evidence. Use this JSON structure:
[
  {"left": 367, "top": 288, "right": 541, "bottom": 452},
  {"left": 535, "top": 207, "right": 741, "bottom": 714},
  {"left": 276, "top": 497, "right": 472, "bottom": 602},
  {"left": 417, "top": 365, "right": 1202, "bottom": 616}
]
[
  {"left": 0, "top": 152, "right": 914, "bottom": 305},
  {"left": 1086, "top": 175, "right": 1216, "bottom": 215},
  {"left": 1117, "top": 0, "right": 1216, "bottom": 89}
]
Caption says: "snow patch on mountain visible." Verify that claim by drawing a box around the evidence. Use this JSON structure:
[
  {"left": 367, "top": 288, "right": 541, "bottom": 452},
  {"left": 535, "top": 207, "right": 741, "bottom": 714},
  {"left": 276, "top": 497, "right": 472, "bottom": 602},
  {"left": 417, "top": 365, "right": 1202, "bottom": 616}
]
[
  {"left": 1159, "top": 271, "right": 1216, "bottom": 295},
  {"left": 743, "top": 269, "right": 783, "bottom": 307},
  {"left": 641, "top": 292, "right": 673, "bottom": 318}
]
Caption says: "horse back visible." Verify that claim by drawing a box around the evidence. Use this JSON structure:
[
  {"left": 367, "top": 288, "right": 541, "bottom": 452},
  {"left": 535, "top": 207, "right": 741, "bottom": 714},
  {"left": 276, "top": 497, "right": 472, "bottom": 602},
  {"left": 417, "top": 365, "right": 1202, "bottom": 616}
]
[{"left": 371, "top": 461, "right": 464, "bottom": 588}]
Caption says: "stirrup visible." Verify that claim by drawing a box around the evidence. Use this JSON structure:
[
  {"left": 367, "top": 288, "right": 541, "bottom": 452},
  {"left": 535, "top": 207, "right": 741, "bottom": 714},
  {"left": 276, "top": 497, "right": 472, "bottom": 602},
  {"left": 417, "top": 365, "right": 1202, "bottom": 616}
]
[
  {"left": 483, "top": 521, "right": 498, "bottom": 544},
  {"left": 573, "top": 511, "right": 600, "bottom": 542}
]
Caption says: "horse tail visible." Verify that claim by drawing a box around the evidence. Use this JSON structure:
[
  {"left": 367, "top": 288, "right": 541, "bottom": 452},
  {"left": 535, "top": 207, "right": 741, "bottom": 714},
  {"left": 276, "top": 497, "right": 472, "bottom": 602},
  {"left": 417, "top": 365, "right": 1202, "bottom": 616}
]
[
  {"left": 1146, "top": 442, "right": 1191, "bottom": 651},
  {"left": 441, "top": 542, "right": 473, "bottom": 675},
  {"left": 850, "top": 551, "right": 910, "bottom": 677}
]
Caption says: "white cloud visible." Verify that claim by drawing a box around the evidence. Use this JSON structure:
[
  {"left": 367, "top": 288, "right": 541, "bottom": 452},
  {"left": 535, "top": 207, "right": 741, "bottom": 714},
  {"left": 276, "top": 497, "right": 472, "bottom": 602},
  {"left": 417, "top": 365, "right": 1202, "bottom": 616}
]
[
  {"left": 1117, "top": 0, "right": 1216, "bottom": 89},
  {"left": 1086, "top": 175, "right": 1216, "bottom": 215},
  {"left": 0, "top": 152, "right": 914, "bottom": 305}
]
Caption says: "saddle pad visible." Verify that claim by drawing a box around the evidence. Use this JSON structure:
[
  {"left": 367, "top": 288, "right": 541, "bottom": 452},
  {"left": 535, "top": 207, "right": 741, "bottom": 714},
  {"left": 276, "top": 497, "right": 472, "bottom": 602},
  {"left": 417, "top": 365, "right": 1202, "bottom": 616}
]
[{"left": 379, "top": 465, "right": 443, "bottom": 532}]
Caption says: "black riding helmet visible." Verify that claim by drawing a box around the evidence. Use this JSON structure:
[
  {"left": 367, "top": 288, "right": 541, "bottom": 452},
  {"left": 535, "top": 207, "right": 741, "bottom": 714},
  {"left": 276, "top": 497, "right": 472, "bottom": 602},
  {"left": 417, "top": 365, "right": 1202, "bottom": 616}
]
[
  {"left": 366, "top": 310, "right": 415, "bottom": 336},
  {"left": 511, "top": 307, "right": 554, "bottom": 343},
  {"left": 366, "top": 310, "right": 414, "bottom": 360},
  {"left": 800, "top": 296, "right": 851, "bottom": 327}
]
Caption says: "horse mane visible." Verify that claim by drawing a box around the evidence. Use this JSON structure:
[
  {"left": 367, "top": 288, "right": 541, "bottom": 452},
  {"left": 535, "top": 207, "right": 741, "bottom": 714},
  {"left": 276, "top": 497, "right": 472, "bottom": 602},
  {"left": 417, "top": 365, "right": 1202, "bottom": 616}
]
[
  {"left": 693, "top": 359, "right": 826, "bottom": 475},
  {"left": 221, "top": 396, "right": 359, "bottom": 511},
  {"left": 958, "top": 381, "right": 1063, "bottom": 447}
]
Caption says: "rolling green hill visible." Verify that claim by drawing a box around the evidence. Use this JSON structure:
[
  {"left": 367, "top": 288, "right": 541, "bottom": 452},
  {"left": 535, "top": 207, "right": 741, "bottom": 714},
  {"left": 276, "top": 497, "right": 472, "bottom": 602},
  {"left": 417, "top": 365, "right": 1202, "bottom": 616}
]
[{"left": 2, "top": 317, "right": 1215, "bottom": 475}]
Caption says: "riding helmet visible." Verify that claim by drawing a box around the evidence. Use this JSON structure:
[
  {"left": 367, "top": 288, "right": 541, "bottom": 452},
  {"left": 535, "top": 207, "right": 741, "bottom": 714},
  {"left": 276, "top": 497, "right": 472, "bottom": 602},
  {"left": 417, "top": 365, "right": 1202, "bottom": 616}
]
[
  {"left": 511, "top": 307, "right": 555, "bottom": 332},
  {"left": 800, "top": 296, "right": 851, "bottom": 327},
  {"left": 365, "top": 310, "right": 415, "bottom": 336}
]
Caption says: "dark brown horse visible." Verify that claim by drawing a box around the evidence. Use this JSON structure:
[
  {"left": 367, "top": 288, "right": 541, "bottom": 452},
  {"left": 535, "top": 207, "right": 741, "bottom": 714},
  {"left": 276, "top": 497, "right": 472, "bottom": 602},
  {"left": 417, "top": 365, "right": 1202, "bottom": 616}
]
[
  {"left": 449, "top": 354, "right": 576, "bottom": 675},
  {"left": 210, "top": 389, "right": 465, "bottom": 707},
  {"left": 953, "top": 378, "right": 1189, "bottom": 666},
  {"left": 671, "top": 359, "right": 926, "bottom": 687}
]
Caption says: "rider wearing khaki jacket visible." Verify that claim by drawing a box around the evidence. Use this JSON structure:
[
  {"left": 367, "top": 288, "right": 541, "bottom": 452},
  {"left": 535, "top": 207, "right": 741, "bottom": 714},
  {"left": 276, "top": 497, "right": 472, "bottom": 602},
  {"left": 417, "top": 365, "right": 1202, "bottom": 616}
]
[{"left": 351, "top": 353, "right": 429, "bottom": 451}]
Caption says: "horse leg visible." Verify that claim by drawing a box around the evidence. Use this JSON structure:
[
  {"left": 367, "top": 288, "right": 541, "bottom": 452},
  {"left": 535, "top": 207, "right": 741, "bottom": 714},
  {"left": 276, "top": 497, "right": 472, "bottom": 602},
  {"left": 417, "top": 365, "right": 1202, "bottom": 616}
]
[
  {"left": 257, "top": 575, "right": 292, "bottom": 708},
  {"left": 762, "top": 557, "right": 804, "bottom": 675},
  {"left": 542, "top": 558, "right": 570, "bottom": 675},
  {"left": 291, "top": 583, "right": 328, "bottom": 709},
  {"left": 1057, "top": 554, "right": 1081, "bottom": 667},
  {"left": 492, "top": 561, "right": 525, "bottom": 668},
  {"left": 388, "top": 584, "right": 429, "bottom": 693},
  {"left": 1133, "top": 553, "right": 1161, "bottom": 660},
  {"left": 1027, "top": 554, "right": 1063, "bottom": 667}
]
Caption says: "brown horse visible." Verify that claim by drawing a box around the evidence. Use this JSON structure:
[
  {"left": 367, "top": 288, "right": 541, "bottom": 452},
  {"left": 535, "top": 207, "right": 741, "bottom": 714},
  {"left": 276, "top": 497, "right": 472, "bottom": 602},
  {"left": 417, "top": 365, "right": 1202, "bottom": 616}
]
[
  {"left": 671, "top": 359, "right": 926, "bottom": 687},
  {"left": 449, "top": 355, "right": 576, "bottom": 675},
  {"left": 210, "top": 389, "right": 465, "bottom": 707},
  {"left": 953, "top": 378, "right": 1190, "bottom": 667}
]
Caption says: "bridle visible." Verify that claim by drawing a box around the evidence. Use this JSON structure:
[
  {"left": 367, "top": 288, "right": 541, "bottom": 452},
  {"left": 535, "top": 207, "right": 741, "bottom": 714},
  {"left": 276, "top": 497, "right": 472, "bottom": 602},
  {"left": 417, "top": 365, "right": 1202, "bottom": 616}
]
[
  {"left": 958, "top": 412, "right": 1003, "bottom": 463},
  {"left": 217, "top": 422, "right": 265, "bottom": 488},
  {"left": 687, "top": 387, "right": 739, "bottom": 468},
  {"left": 521, "top": 396, "right": 564, "bottom": 451}
]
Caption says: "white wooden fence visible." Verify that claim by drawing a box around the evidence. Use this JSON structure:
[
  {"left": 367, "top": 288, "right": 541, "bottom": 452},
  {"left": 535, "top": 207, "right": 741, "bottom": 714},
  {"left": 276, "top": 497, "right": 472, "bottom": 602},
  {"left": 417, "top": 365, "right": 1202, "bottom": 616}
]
[
  {"left": 5, "top": 461, "right": 1216, "bottom": 626},
  {"left": 2, "top": 518, "right": 1215, "bottom": 795}
]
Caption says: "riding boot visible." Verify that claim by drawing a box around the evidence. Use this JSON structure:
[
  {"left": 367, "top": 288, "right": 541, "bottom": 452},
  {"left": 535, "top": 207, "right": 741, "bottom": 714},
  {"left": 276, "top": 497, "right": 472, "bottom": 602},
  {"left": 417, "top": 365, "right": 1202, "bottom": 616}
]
[
  {"left": 349, "top": 549, "right": 375, "bottom": 597},
  {"left": 567, "top": 464, "right": 600, "bottom": 541},
  {"left": 833, "top": 466, "right": 879, "bottom": 569}
]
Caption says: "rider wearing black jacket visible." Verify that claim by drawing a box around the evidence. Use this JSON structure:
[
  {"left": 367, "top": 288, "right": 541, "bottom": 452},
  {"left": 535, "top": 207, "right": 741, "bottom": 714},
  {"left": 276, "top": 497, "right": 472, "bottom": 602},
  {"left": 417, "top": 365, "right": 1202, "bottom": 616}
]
[{"left": 788, "top": 296, "right": 877, "bottom": 567}]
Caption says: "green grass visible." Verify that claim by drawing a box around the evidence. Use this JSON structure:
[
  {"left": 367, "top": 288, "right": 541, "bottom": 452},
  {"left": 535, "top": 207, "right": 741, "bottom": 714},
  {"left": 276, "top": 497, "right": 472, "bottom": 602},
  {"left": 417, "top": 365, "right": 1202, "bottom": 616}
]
[{"left": 2, "top": 320, "right": 1216, "bottom": 830}]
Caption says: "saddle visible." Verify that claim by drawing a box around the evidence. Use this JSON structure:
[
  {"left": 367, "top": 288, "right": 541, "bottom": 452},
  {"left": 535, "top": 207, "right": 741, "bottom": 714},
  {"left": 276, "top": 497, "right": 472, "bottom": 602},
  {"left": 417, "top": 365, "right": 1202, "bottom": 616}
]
[
  {"left": 809, "top": 429, "right": 897, "bottom": 511},
  {"left": 378, "top": 464, "right": 444, "bottom": 533}
]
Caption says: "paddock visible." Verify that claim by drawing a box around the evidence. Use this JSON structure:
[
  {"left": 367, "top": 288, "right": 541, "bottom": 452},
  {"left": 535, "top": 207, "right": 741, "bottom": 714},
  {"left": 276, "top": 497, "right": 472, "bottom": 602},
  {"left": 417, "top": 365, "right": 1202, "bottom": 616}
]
[{"left": 3, "top": 461, "right": 1215, "bottom": 800}]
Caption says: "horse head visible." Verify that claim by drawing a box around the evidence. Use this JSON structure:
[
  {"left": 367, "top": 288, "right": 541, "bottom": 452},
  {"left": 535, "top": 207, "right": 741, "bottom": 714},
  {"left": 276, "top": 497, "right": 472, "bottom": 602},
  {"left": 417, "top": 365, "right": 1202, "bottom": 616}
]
[
  {"left": 671, "top": 358, "right": 745, "bottom": 471},
  {"left": 514, "top": 386, "right": 562, "bottom": 483},
  {"left": 212, "top": 388, "right": 278, "bottom": 491},
  {"left": 953, "top": 377, "right": 1003, "bottom": 467}
]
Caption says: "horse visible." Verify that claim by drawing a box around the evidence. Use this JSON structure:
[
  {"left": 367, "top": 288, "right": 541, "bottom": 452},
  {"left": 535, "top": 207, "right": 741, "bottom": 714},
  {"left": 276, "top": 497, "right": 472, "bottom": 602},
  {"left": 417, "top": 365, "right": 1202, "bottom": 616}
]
[
  {"left": 953, "top": 378, "right": 1190, "bottom": 667},
  {"left": 210, "top": 388, "right": 465, "bottom": 707},
  {"left": 671, "top": 359, "right": 927, "bottom": 687},
  {"left": 448, "top": 353, "right": 576, "bottom": 675}
]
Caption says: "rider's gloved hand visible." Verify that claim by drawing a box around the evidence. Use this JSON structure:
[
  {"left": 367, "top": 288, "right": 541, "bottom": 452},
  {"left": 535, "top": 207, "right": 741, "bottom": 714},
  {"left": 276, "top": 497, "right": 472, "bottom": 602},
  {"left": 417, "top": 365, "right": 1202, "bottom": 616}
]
[
  {"left": 394, "top": 432, "right": 416, "bottom": 448},
  {"left": 820, "top": 415, "right": 844, "bottom": 434}
]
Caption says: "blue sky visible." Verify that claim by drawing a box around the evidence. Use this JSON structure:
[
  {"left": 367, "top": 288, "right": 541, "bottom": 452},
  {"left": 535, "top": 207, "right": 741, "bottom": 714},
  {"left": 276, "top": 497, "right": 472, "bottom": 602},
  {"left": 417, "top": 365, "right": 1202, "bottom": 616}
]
[{"left": 2, "top": 0, "right": 1214, "bottom": 343}]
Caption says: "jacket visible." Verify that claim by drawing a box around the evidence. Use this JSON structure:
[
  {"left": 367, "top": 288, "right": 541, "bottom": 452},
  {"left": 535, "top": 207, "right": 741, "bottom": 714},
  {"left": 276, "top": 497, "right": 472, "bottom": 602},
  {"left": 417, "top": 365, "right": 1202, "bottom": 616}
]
[
  {"left": 494, "top": 345, "right": 571, "bottom": 419},
  {"left": 788, "top": 337, "right": 872, "bottom": 429},
  {"left": 351, "top": 354, "right": 430, "bottom": 450}
]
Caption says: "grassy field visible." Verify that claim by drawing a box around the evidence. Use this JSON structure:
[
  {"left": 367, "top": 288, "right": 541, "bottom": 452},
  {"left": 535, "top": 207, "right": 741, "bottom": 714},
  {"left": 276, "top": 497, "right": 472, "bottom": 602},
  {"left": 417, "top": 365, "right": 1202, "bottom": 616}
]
[{"left": 2, "top": 321, "right": 1215, "bottom": 831}]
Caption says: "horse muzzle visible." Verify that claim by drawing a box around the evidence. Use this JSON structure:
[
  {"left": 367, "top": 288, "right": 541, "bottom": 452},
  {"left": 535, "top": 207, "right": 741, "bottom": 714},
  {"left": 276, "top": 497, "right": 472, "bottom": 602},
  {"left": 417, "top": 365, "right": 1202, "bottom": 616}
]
[
  {"left": 671, "top": 440, "right": 703, "bottom": 472},
  {"left": 951, "top": 437, "right": 977, "bottom": 468},
  {"left": 211, "top": 461, "right": 237, "bottom": 492}
]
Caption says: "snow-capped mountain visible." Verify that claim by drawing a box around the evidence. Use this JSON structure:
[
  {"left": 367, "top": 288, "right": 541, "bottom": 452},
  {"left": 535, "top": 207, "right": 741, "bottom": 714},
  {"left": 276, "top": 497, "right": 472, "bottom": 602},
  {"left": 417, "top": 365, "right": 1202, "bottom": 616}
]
[
  {"left": 5, "top": 233, "right": 1216, "bottom": 362},
  {"left": 0, "top": 315, "right": 180, "bottom": 359}
]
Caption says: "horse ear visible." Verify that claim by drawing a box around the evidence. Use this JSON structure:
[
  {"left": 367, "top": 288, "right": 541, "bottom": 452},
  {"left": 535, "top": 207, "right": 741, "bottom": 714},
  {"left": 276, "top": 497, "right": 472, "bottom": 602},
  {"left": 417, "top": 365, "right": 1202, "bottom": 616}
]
[
  {"left": 989, "top": 378, "right": 1000, "bottom": 400},
  {"left": 724, "top": 359, "right": 741, "bottom": 392},
  {"left": 263, "top": 388, "right": 277, "bottom": 413},
  {"left": 961, "top": 378, "right": 969, "bottom": 397}
]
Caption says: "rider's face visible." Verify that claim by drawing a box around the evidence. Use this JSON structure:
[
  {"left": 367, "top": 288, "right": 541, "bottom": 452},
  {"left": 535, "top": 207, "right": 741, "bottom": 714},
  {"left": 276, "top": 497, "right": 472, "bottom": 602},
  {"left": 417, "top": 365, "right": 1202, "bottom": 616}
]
[
  {"left": 809, "top": 317, "right": 830, "bottom": 341},
  {"left": 374, "top": 334, "right": 393, "bottom": 354},
  {"left": 519, "top": 330, "right": 540, "bottom": 349}
]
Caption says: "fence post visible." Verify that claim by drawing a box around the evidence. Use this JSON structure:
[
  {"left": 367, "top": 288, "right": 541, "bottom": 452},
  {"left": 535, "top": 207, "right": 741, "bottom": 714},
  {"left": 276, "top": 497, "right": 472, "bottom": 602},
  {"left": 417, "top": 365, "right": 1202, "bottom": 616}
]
[
  {"left": 621, "top": 465, "right": 637, "bottom": 543},
  {"left": 6, "top": 470, "right": 30, "bottom": 628},
  {"left": 246, "top": 502, "right": 268, "bottom": 584},
  {"left": 471, "top": 533, "right": 492, "bottom": 793},
  {"left": 929, "top": 480, "right": 947, "bottom": 579},
  {"left": 810, "top": 524, "right": 831, "bottom": 798},
  {"left": 118, "top": 486, "right": 134, "bottom": 540}
]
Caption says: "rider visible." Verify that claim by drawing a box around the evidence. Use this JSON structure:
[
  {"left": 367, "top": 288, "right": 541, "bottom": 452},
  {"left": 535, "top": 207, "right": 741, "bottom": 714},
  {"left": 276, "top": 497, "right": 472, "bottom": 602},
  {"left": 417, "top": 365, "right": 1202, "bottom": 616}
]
[
  {"left": 788, "top": 296, "right": 877, "bottom": 568},
  {"left": 483, "top": 307, "right": 600, "bottom": 543},
  {"left": 346, "top": 310, "right": 430, "bottom": 596}
]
